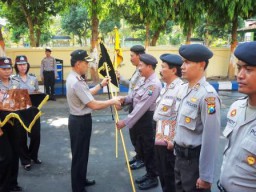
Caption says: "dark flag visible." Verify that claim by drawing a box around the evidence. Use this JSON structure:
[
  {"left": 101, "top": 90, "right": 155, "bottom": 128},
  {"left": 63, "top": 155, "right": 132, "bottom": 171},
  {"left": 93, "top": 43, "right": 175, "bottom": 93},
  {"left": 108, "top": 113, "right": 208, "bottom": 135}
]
[
  {"left": 0, "top": 89, "right": 48, "bottom": 132},
  {"left": 98, "top": 42, "right": 119, "bottom": 88}
]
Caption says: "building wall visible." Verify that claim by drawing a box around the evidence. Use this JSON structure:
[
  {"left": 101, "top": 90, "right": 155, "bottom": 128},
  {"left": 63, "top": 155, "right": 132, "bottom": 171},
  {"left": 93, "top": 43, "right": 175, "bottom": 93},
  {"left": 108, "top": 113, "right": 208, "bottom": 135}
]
[{"left": 6, "top": 46, "right": 231, "bottom": 81}]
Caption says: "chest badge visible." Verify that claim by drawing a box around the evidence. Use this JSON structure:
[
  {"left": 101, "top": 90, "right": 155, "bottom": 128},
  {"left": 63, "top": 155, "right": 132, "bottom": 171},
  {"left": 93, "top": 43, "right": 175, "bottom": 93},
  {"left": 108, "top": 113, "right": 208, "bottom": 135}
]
[
  {"left": 185, "top": 117, "right": 191, "bottom": 123},
  {"left": 191, "top": 97, "right": 197, "bottom": 102},
  {"left": 230, "top": 109, "right": 236, "bottom": 117},
  {"left": 247, "top": 156, "right": 255, "bottom": 165},
  {"left": 162, "top": 106, "right": 168, "bottom": 112}
]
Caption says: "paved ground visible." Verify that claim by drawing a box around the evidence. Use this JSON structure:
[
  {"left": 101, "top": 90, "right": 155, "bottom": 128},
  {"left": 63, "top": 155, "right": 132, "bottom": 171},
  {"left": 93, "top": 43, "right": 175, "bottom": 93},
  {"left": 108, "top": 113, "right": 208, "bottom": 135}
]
[{"left": 17, "top": 91, "right": 244, "bottom": 192}]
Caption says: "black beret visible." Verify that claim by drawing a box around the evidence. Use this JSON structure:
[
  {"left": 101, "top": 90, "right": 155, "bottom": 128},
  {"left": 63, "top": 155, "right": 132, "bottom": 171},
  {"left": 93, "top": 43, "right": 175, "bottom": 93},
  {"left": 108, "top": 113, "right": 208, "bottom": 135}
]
[
  {"left": 15, "top": 55, "right": 28, "bottom": 65},
  {"left": 234, "top": 41, "right": 256, "bottom": 66},
  {"left": 71, "top": 49, "right": 93, "bottom": 62},
  {"left": 130, "top": 45, "right": 145, "bottom": 54},
  {"left": 0, "top": 57, "right": 12, "bottom": 68},
  {"left": 179, "top": 44, "right": 213, "bottom": 62},
  {"left": 45, "top": 47, "right": 52, "bottom": 52},
  {"left": 139, "top": 54, "right": 157, "bottom": 66},
  {"left": 160, "top": 54, "right": 183, "bottom": 66}
]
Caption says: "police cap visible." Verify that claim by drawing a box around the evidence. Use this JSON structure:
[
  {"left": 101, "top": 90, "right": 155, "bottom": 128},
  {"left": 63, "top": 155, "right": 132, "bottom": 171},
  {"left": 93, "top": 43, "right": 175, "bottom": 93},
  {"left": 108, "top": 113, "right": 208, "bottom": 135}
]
[
  {"left": 0, "top": 57, "right": 12, "bottom": 69},
  {"left": 15, "top": 55, "right": 28, "bottom": 65},
  {"left": 179, "top": 44, "right": 213, "bottom": 62},
  {"left": 160, "top": 53, "right": 183, "bottom": 66},
  {"left": 234, "top": 41, "right": 256, "bottom": 66},
  {"left": 45, "top": 47, "right": 52, "bottom": 52},
  {"left": 71, "top": 49, "right": 93, "bottom": 62},
  {"left": 130, "top": 45, "right": 145, "bottom": 54},
  {"left": 139, "top": 54, "right": 157, "bottom": 66}
]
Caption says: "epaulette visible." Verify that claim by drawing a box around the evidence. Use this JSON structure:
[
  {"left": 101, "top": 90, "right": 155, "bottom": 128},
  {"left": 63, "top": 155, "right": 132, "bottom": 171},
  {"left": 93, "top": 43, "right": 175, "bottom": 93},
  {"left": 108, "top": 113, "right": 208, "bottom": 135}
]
[
  {"left": 10, "top": 75, "right": 20, "bottom": 82},
  {"left": 236, "top": 96, "right": 248, "bottom": 101},
  {"left": 204, "top": 83, "right": 215, "bottom": 93},
  {"left": 29, "top": 73, "right": 36, "bottom": 77}
]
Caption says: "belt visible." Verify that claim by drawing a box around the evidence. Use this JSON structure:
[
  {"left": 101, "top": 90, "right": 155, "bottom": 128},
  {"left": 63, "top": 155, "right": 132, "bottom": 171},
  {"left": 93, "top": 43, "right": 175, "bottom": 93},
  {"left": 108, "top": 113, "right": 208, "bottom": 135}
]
[
  {"left": 70, "top": 113, "right": 91, "bottom": 118},
  {"left": 43, "top": 70, "right": 54, "bottom": 72},
  {"left": 174, "top": 143, "right": 201, "bottom": 159},
  {"left": 217, "top": 180, "right": 227, "bottom": 192}
]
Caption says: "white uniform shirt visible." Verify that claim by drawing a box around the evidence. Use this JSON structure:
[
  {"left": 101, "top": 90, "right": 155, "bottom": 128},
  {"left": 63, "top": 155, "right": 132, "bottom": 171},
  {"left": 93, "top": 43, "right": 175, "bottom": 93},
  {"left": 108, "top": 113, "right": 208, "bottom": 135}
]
[{"left": 66, "top": 71, "right": 94, "bottom": 116}]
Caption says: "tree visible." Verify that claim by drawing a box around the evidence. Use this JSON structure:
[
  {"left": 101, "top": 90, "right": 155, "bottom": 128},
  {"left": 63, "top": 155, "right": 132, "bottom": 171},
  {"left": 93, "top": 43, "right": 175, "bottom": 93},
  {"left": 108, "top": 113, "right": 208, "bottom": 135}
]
[
  {"left": 205, "top": 0, "right": 256, "bottom": 78},
  {"left": 61, "top": 5, "right": 91, "bottom": 46},
  {"left": 1, "top": 0, "right": 66, "bottom": 47}
]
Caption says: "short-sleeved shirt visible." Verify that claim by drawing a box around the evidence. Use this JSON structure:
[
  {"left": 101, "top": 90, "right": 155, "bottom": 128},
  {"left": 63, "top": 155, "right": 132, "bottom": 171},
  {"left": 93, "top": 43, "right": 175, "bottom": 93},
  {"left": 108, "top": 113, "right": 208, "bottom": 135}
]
[
  {"left": 14, "top": 74, "right": 39, "bottom": 93},
  {"left": 0, "top": 76, "right": 20, "bottom": 91},
  {"left": 220, "top": 98, "right": 256, "bottom": 192},
  {"left": 66, "top": 70, "right": 94, "bottom": 116},
  {"left": 123, "top": 72, "right": 162, "bottom": 129},
  {"left": 174, "top": 76, "right": 220, "bottom": 183},
  {"left": 40, "top": 56, "right": 58, "bottom": 78},
  {"left": 153, "top": 78, "right": 183, "bottom": 146}
]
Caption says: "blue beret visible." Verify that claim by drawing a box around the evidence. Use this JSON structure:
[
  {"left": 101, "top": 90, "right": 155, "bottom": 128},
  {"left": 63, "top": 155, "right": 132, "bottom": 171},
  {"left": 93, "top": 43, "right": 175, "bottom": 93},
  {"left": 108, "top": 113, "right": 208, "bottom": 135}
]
[
  {"left": 71, "top": 49, "right": 93, "bottom": 62},
  {"left": 179, "top": 44, "right": 213, "bottom": 62},
  {"left": 130, "top": 45, "right": 145, "bottom": 54},
  {"left": 139, "top": 54, "right": 157, "bottom": 66},
  {"left": 0, "top": 57, "right": 12, "bottom": 69},
  {"left": 160, "top": 54, "right": 183, "bottom": 66},
  {"left": 234, "top": 41, "right": 256, "bottom": 66}
]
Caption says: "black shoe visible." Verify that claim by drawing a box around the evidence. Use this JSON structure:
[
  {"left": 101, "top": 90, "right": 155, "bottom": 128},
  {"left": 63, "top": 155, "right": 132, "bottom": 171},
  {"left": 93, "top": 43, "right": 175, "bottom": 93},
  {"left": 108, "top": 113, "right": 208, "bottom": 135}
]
[
  {"left": 130, "top": 160, "right": 144, "bottom": 170},
  {"left": 85, "top": 179, "right": 95, "bottom": 186},
  {"left": 129, "top": 156, "right": 137, "bottom": 165},
  {"left": 138, "top": 177, "right": 158, "bottom": 190},
  {"left": 9, "top": 185, "right": 23, "bottom": 191},
  {"left": 23, "top": 164, "right": 31, "bottom": 171},
  {"left": 135, "top": 174, "right": 149, "bottom": 184},
  {"left": 32, "top": 159, "right": 42, "bottom": 164}
]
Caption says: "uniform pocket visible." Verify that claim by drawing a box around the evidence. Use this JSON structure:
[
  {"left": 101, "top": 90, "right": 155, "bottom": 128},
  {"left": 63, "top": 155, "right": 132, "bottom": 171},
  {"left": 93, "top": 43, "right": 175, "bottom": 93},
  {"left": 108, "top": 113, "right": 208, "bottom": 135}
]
[
  {"left": 236, "top": 137, "right": 256, "bottom": 176},
  {"left": 157, "top": 99, "right": 174, "bottom": 117},
  {"left": 179, "top": 106, "right": 198, "bottom": 131}
]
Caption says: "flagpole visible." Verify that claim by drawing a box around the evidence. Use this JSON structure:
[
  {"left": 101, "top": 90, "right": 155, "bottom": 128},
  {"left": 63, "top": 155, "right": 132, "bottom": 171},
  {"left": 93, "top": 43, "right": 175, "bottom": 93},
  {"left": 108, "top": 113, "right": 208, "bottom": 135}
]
[{"left": 104, "top": 63, "right": 136, "bottom": 192}]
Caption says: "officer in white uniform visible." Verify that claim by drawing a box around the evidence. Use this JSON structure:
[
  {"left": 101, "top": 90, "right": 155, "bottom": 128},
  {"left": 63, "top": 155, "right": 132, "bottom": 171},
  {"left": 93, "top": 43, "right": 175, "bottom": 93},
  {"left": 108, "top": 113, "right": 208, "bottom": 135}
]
[
  {"left": 66, "top": 50, "right": 120, "bottom": 192},
  {"left": 153, "top": 53, "right": 183, "bottom": 192},
  {"left": 174, "top": 44, "right": 221, "bottom": 192},
  {"left": 118, "top": 45, "right": 146, "bottom": 169},
  {"left": 0, "top": 57, "right": 22, "bottom": 192},
  {"left": 219, "top": 41, "right": 256, "bottom": 192},
  {"left": 116, "top": 53, "right": 162, "bottom": 190},
  {"left": 14, "top": 55, "right": 41, "bottom": 171}
]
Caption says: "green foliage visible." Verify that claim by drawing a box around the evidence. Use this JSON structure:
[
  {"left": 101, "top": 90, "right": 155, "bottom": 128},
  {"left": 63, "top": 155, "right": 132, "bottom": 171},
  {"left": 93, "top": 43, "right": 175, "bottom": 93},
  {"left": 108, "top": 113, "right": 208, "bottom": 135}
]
[{"left": 61, "top": 5, "right": 90, "bottom": 45}]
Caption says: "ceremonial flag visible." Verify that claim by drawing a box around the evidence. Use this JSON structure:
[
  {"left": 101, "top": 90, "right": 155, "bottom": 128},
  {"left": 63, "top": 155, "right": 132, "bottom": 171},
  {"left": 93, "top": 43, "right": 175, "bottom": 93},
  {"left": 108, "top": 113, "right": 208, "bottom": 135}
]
[
  {"left": 0, "top": 89, "right": 48, "bottom": 132},
  {"left": 98, "top": 42, "right": 119, "bottom": 88},
  {"left": 114, "top": 27, "right": 123, "bottom": 69}
]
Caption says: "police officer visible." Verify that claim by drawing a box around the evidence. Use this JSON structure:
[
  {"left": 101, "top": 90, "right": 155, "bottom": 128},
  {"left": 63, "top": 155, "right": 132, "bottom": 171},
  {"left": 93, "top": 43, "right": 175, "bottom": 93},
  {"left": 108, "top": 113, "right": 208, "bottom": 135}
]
[
  {"left": 116, "top": 53, "right": 161, "bottom": 190},
  {"left": 219, "top": 41, "right": 256, "bottom": 192},
  {"left": 14, "top": 55, "right": 42, "bottom": 171},
  {"left": 66, "top": 49, "right": 120, "bottom": 192},
  {"left": 118, "top": 45, "right": 145, "bottom": 170},
  {"left": 174, "top": 44, "right": 220, "bottom": 192},
  {"left": 40, "top": 47, "right": 58, "bottom": 101},
  {"left": 153, "top": 54, "right": 183, "bottom": 192},
  {"left": 0, "top": 57, "right": 22, "bottom": 192}
]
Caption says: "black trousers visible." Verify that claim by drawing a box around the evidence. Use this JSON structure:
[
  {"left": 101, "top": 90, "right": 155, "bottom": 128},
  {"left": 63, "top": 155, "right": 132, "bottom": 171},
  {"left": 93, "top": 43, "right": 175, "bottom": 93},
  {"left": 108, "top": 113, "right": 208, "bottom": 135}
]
[
  {"left": 155, "top": 145, "right": 176, "bottom": 192},
  {"left": 19, "top": 118, "right": 41, "bottom": 165},
  {"left": 0, "top": 123, "right": 20, "bottom": 192},
  {"left": 68, "top": 114, "right": 92, "bottom": 192},
  {"left": 43, "top": 71, "right": 55, "bottom": 97},
  {"left": 174, "top": 156, "right": 211, "bottom": 192},
  {"left": 132, "top": 111, "right": 157, "bottom": 177}
]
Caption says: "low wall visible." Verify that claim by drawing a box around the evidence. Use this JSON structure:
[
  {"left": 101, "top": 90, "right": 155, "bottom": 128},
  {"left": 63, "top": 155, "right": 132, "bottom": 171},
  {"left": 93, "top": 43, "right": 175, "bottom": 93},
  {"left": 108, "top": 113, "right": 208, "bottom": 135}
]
[{"left": 6, "top": 46, "right": 231, "bottom": 80}]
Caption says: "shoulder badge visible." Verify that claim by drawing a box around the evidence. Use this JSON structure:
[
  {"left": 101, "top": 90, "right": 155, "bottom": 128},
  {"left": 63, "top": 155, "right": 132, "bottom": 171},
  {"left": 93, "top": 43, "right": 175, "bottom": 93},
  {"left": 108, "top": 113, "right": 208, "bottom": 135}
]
[
  {"left": 148, "top": 85, "right": 155, "bottom": 96},
  {"left": 29, "top": 73, "right": 36, "bottom": 77},
  {"left": 205, "top": 97, "right": 216, "bottom": 114}
]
